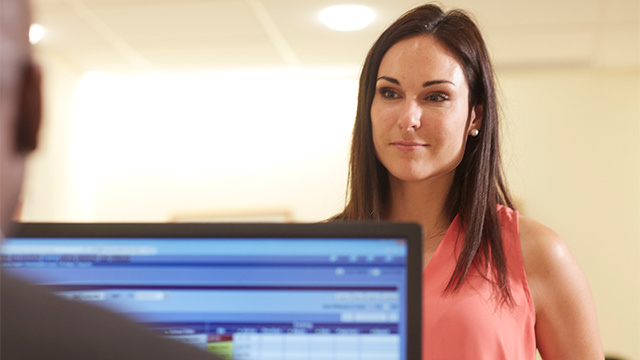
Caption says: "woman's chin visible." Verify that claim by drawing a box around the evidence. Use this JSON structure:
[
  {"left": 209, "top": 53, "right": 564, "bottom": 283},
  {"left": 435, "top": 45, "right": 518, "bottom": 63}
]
[{"left": 387, "top": 167, "right": 456, "bottom": 186}]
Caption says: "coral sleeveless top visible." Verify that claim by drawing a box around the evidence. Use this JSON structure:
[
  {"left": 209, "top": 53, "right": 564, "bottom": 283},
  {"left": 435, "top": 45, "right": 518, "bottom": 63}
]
[{"left": 422, "top": 205, "right": 536, "bottom": 359}]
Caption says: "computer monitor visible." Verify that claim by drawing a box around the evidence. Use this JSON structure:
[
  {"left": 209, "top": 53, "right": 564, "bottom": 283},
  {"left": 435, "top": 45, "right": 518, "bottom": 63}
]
[{"left": 2, "top": 222, "right": 422, "bottom": 360}]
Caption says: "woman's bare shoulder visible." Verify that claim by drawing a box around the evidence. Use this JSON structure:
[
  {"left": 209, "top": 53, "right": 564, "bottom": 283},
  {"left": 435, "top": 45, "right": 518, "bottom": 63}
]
[
  {"left": 517, "top": 214, "right": 603, "bottom": 359},
  {"left": 518, "top": 215, "right": 568, "bottom": 279},
  {"left": 518, "top": 215, "right": 580, "bottom": 302}
]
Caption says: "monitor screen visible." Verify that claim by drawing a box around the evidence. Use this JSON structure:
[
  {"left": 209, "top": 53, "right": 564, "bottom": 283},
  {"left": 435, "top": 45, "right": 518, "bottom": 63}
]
[{"left": 2, "top": 222, "right": 422, "bottom": 360}]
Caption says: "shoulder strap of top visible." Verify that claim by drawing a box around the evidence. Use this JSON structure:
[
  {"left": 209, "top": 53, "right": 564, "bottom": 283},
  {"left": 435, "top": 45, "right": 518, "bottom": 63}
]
[{"left": 496, "top": 205, "right": 534, "bottom": 305}]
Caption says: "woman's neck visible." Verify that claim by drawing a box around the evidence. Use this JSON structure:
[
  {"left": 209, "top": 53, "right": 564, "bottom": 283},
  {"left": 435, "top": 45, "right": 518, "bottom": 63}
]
[{"left": 386, "top": 174, "right": 454, "bottom": 252}]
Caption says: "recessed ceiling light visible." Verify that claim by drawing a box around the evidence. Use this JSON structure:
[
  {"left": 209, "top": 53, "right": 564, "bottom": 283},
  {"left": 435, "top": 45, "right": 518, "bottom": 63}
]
[
  {"left": 319, "top": 4, "right": 375, "bottom": 32},
  {"left": 29, "top": 23, "right": 45, "bottom": 45}
]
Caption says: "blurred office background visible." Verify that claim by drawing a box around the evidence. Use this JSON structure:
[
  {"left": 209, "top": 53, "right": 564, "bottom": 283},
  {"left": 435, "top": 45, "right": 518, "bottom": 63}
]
[{"left": 21, "top": 0, "right": 639, "bottom": 358}]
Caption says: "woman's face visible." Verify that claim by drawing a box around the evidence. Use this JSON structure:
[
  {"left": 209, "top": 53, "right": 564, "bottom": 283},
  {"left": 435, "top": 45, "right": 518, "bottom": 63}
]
[{"left": 371, "top": 34, "right": 481, "bottom": 185}]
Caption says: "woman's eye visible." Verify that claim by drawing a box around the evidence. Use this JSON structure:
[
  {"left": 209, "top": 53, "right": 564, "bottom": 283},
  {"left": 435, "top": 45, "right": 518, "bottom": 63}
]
[
  {"left": 426, "top": 93, "right": 449, "bottom": 102},
  {"left": 379, "top": 88, "right": 399, "bottom": 99}
]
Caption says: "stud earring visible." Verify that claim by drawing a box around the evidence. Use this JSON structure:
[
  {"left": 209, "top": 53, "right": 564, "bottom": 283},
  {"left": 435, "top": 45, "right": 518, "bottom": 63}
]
[{"left": 470, "top": 129, "right": 480, "bottom": 137}]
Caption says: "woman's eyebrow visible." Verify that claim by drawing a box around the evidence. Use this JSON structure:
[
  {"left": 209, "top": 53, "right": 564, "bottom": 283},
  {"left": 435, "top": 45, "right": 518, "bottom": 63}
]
[
  {"left": 376, "top": 76, "right": 399, "bottom": 84},
  {"left": 423, "top": 80, "right": 455, "bottom": 87},
  {"left": 376, "top": 76, "right": 454, "bottom": 87}
]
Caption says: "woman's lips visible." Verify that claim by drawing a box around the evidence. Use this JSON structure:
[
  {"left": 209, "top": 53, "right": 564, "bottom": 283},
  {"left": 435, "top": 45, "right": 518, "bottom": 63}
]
[{"left": 391, "top": 141, "right": 427, "bottom": 152}]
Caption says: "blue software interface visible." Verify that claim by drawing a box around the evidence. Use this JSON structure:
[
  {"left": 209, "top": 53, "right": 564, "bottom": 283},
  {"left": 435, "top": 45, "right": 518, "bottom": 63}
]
[{"left": 2, "top": 237, "right": 409, "bottom": 360}]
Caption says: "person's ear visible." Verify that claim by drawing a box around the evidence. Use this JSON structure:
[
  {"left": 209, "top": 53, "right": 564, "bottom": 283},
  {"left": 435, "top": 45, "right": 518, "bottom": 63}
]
[
  {"left": 468, "top": 104, "right": 483, "bottom": 136},
  {"left": 15, "top": 62, "right": 42, "bottom": 153}
]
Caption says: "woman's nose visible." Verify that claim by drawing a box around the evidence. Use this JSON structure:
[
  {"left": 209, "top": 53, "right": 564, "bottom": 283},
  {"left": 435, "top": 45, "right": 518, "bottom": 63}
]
[{"left": 397, "top": 101, "right": 421, "bottom": 130}]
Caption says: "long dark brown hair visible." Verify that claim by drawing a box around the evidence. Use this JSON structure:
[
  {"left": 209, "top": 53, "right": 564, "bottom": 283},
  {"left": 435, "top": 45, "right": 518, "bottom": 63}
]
[{"left": 332, "top": 4, "right": 515, "bottom": 303}]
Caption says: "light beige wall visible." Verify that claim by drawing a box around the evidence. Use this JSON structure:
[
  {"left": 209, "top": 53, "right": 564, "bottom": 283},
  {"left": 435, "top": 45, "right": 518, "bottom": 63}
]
[
  {"left": 22, "top": 64, "right": 358, "bottom": 223},
  {"left": 499, "top": 67, "right": 640, "bottom": 360}
]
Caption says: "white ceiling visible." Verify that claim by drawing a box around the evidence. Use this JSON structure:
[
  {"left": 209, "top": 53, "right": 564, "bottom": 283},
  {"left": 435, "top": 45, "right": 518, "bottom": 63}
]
[{"left": 31, "top": 0, "right": 640, "bottom": 73}]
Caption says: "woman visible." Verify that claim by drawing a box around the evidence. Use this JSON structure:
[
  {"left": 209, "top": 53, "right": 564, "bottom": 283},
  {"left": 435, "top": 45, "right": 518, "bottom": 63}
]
[{"left": 331, "top": 4, "right": 603, "bottom": 359}]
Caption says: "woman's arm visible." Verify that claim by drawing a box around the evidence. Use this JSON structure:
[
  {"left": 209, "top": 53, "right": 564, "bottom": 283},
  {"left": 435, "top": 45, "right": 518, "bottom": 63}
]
[{"left": 519, "top": 216, "right": 603, "bottom": 360}]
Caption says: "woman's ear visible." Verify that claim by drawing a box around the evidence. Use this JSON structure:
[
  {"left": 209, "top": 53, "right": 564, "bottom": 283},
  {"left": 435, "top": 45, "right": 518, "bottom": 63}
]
[
  {"left": 15, "top": 62, "right": 42, "bottom": 153},
  {"left": 469, "top": 104, "right": 483, "bottom": 134}
]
